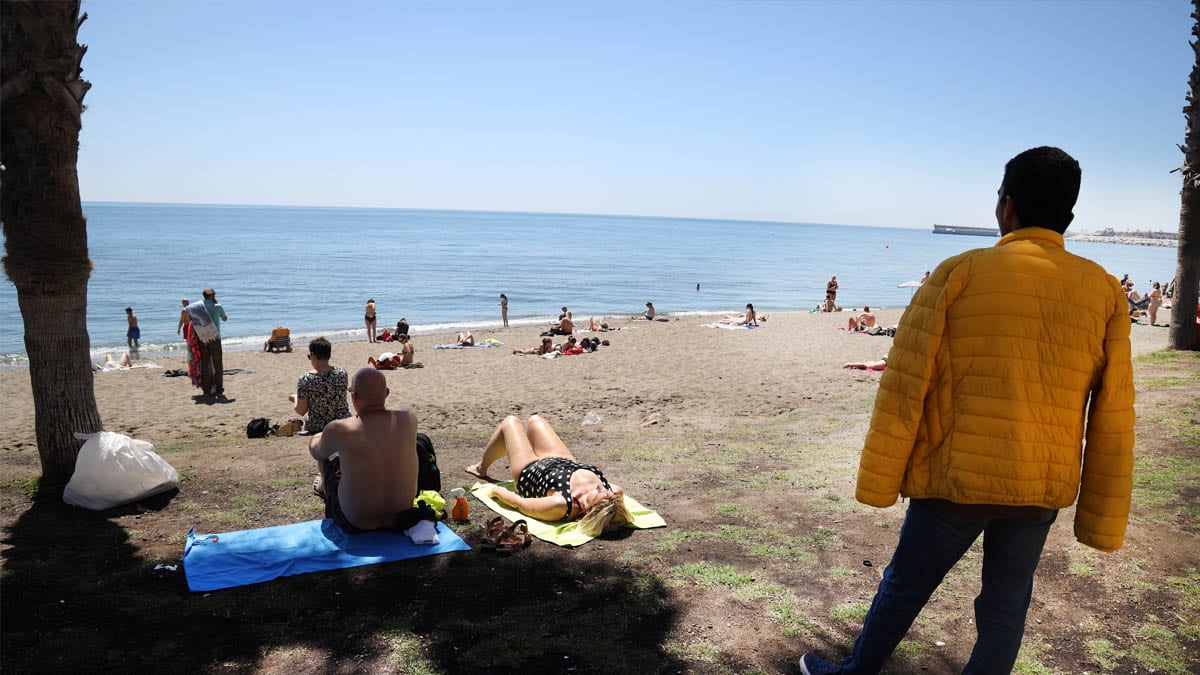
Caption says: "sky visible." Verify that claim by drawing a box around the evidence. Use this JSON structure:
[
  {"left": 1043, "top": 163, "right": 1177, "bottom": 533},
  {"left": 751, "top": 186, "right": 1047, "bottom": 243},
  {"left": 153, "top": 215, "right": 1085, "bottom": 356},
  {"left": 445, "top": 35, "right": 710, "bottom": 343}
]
[{"left": 73, "top": 0, "right": 1193, "bottom": 231}]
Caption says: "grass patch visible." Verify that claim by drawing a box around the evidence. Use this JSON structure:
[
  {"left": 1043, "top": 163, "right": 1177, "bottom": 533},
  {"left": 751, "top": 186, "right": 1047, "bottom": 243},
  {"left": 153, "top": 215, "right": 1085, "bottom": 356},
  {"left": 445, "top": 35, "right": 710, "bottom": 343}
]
[
  {"left": 664, "top": 640, "right": 718, "bottom": 662},
  {"left": 1131, "top": 622, "right": 1189, "bottom": 674},
  {"left": 672, "top": 561, "right": 756, "bottom": 590},
  {"left": 1084, "top": 638, "right": 1125, "bottom": 671},
  {"left": 769, "top": 593, "right": 808, "bottom": 636},
  {"left": 893, "top": 639, "right": 928, "bottom": 658},
  {"left": 0, "top": 476, "right": 40, "bottom": 499},
  {"left": 830, "top": 601, "right": 870, "bottom": 622},
  {"left": 713, "top": 503, "right": 759, "bottom": 520},
  {"left": 653, "top": 529, "right": 706, "bottom": 552},
  {"left": 381, "top": 631, "right": 439, "bottom": 674},
  {"left": 1012, "top": 637, "right": 1053, "bottom": 675},
  {"left": 1133, "top": 455, "right": 1200, "bottom": 509}
]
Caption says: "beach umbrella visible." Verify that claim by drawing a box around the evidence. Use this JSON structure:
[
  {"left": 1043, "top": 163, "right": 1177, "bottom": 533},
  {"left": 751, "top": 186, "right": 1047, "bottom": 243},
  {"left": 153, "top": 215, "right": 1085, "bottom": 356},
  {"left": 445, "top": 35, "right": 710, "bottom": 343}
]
[{"left": 898, "top": 280, "right": 922, "bottom": 299}]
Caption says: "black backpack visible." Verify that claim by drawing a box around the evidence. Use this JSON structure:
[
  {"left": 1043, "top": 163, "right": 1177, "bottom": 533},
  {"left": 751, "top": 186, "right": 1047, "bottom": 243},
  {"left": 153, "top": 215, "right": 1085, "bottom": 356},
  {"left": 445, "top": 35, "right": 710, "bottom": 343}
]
[
  {"left": 246, "top": 418, "right": 272, "bottom": 439},
  {"left": 416, "top": 432, "right": 441, "bottom": 492}
]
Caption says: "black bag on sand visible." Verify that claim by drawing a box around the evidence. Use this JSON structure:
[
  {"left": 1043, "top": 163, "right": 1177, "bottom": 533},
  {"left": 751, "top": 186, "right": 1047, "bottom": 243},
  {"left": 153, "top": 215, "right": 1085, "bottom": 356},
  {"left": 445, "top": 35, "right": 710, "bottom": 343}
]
[
  {"left": 246, "top": 418, "right": 272, "bottom": 439},
  {"left": 416, "top": 432, "right": 441, "bottom": 492}
]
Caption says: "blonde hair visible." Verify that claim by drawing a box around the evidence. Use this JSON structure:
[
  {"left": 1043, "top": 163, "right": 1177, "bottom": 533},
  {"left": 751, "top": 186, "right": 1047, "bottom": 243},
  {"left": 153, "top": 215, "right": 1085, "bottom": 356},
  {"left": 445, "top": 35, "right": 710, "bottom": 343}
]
[{"left": 578, "top": 494, "right": 632, "bottom": 537}]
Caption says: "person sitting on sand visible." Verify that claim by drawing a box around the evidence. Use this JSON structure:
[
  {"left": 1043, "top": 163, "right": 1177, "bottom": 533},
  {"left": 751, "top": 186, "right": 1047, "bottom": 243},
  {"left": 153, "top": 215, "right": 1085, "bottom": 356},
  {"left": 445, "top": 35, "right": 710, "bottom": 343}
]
[
  {"left": 288, "top": 337, "right": 350, "bottom": 434},
  {"left": 456, "top": 331, "right": 475, "bottom": 346},
  {"left": 560, "top": 336, "right": 584, "bottom": 355},
  {"left": 465, "top": 414, "right": 632, "bottom": 536},
  {"left": 848, "top": 306, "right": 876, "bottom": 332},
  {"left": 722, "top": 303, "right": 758, "bottom": 326},
  {"left": 823, "top": 295, "right": 837, "bottom": 312},
  {"left": 514, "top": 337, "right": 556, "bottom": 355},
  {"left": 844, "top": 356, "right": 888, "bottom": 371},
  {"left": 588, "top": 316, "right": 611, "bottom": 332},
  {"left": 642, "top": 301, "right": 656, "bottom": 320},
  {"left": 543, "top": 314, "right": 574, "bottom": 336},
  {"left": 309, "top": 368, "right": 421, "bottom": 533}
]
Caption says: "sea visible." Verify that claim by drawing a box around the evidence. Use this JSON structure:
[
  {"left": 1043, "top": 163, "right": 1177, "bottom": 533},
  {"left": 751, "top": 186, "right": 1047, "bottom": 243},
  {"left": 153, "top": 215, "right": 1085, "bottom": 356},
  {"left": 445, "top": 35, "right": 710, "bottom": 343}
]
[{"left": 0, "top": 202, "right": 1181, "bottom": 367}]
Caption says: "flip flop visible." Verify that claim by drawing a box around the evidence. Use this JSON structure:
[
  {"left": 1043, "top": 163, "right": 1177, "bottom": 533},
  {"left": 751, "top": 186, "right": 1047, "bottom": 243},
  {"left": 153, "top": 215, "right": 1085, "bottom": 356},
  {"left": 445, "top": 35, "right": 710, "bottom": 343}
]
[
  {"left": 480, "top": 516, "right": 507, "bottom": 550},
  {"left": 312, "top": 475, "right": 325, "bottom": 498},
  {"left": 496, "top": 519, "right": 531, "bottom": 554}
]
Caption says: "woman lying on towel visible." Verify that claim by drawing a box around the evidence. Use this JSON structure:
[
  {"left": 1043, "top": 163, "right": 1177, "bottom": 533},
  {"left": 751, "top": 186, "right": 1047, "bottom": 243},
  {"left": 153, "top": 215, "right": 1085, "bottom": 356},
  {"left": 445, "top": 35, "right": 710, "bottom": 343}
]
[{"left": 466, "top": 415, "right": 631, "bottom": 536}]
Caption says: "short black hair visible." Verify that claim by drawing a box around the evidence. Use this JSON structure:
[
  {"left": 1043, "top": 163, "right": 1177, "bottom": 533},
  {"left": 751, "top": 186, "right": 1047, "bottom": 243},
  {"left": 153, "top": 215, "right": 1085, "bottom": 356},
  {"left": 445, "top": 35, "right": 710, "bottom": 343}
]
[
  {"left": 309, "top": 337, "right": 332, "bottom": 359},
  {"left": 1001, "top": 146, "right": 1081, "bottom": 234},
  {"left": 125, "top": 307, "right": 132, "bottom": 313}
]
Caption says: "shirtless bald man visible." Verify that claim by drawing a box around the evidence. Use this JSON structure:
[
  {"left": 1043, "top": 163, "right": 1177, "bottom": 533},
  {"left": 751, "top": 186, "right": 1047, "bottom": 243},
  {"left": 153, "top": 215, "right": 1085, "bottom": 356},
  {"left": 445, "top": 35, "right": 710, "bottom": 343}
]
[{"left": 309, "top": 368, "right": 420, "bottom": 532}]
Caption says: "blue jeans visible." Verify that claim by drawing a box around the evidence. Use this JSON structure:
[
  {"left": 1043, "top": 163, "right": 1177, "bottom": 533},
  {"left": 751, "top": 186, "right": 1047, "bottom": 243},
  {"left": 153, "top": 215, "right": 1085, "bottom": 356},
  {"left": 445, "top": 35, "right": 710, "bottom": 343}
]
[{"left": 841, "top": 499, "right": 1057, "bottom": 674}]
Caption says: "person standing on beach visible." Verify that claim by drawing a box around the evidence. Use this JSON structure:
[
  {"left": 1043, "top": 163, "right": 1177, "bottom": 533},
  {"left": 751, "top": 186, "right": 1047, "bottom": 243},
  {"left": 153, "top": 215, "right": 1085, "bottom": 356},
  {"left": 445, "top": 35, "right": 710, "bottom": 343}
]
[
  {"left": 289, "top": 337, "right": 350, "bottom": 434},
  {"left": 125, "top": 307, "right": 140, "bottom": 350},
  {"left": 198, "top": 288, "right": 228, "bottom": 398},
  {"left": 365, "top": 299, "right": 377, "bottom": 343},
  {"left": 799, "top": 147, "right": 1134, "bottom": 675},
  {"left": 176, "top": 298, "right": 190, "bottom": 335},
  {"left": 826, "top": 276, "right": 839, "bottom": 305},
  {"left": 500, "top": 293, "right": 509, "bottom": 328}
]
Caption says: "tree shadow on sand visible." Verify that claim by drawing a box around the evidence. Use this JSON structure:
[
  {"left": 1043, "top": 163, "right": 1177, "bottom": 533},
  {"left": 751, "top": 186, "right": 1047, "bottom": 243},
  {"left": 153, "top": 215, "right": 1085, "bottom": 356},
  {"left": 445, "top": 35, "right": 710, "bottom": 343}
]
[{"left": 1, "top": 492, "right": 686, "bottom": 673}]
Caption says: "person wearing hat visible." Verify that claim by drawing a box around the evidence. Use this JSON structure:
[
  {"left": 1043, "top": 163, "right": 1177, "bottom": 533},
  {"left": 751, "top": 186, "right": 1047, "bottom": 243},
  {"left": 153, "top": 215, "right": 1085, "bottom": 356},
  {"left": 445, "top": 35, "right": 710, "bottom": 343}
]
[{"left": 199, "top": 288, "right": 228, "bottom": 398}]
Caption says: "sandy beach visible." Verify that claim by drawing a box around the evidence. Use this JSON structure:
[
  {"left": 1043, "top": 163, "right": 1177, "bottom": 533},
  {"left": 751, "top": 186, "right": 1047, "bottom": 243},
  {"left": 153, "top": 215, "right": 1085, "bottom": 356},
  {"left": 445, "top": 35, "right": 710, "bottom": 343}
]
[
  {"left": 0, "top": 308, "right": 1173, "bottom": 480},
  {"left": 2, "top": 306, "right": 1195, "bottom": 674}
]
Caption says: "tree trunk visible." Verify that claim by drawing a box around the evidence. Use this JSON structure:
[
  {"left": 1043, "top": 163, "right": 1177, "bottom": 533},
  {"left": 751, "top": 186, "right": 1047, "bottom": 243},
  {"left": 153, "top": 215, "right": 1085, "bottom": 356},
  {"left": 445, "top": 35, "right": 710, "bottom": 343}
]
[
  {"left": 1, "top": 1, "right": 102, "bottom": 486},
  {"left": 1171, "top": 2, "right": 1200, "bottom": 351}
]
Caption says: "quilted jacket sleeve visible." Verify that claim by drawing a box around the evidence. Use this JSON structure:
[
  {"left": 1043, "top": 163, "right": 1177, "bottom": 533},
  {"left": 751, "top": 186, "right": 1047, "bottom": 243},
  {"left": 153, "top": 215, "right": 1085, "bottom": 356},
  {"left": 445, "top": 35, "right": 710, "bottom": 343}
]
[
  {"left": 1074, "top": 282, "right": 1135, "bottom": 552},
  {"left": 855, "top": 256, "right": 961, "bottom": 507}
]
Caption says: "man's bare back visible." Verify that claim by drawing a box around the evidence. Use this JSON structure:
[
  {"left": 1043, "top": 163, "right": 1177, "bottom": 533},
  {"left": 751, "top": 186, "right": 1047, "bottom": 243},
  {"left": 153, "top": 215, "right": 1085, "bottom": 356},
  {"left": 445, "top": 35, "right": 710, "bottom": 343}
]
[{"left": 310, "top": 368, "right": 418, "bottom": 531}]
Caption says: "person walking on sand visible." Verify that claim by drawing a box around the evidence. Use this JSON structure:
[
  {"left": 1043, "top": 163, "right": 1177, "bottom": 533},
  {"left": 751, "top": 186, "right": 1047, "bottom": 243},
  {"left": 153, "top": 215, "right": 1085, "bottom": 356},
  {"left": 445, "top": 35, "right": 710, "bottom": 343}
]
[
  {"left": 309, "top": 368, "right": 422, "bottom": 533},
  {"left": 125, "top": 307, "right": 140, "bottom": 350},
  {"left": 1148, "top": 282, "right": 1164, "bottom": 326},
  {"left": 365, "top": 299, "right": 377, "bottom": 343},
  {"left": 500, "top": 293, "right": 509, "bottom": 328},
  {"left": 798, "top": 147, "right": 1134, "bottom": 675},
  {"left": 195, "top": 288, "right": 228, "bottom": 398},
  {"left": 289, "top": 337, "right": 351, "bottom": 434}
]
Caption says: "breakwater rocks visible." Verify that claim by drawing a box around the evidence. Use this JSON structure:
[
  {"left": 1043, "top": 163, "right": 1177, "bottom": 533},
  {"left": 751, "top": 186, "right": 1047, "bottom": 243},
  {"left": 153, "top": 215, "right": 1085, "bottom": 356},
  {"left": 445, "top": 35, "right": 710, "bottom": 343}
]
[{"left": 1066, "top": 233, "right": 1177, "bottom": 248}]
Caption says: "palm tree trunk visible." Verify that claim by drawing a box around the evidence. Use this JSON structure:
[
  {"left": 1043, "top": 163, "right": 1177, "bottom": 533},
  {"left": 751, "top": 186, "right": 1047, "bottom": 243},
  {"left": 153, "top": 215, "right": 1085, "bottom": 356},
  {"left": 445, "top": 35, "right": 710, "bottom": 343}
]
[
  {"left": 1171, "top": 2, "right": 1200, "bottom": 351},
  {"left": 1, "top": 1, "right": 103, "bottom": 486}
]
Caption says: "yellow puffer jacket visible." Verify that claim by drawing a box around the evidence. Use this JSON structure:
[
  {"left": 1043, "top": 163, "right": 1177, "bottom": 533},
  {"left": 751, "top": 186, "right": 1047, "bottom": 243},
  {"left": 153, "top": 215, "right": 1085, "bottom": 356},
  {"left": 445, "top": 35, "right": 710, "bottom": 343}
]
[{"left": 856, "top": 227, "right": 1135, "bottom": 552}]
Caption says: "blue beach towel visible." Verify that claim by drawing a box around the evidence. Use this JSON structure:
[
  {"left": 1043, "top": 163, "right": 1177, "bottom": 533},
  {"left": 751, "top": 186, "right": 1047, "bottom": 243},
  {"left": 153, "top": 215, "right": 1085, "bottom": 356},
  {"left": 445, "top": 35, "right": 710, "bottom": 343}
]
[{"left": 183, "top": 519, "right": 470, "bottom": 592}]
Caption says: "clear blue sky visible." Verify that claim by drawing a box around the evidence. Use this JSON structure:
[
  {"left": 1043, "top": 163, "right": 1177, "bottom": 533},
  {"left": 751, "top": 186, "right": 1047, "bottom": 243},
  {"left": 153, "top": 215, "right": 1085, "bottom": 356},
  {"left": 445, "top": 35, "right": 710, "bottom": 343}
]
[{"left": 75, "top": 0, "right": 1192, "bottom": 231}]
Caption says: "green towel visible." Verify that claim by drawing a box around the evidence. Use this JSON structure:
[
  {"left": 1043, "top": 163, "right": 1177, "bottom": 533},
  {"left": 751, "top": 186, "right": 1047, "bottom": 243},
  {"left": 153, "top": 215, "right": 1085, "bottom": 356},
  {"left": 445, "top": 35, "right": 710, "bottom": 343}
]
[{"left": 470, "top": 481, "right": 666, "bottom": 547}]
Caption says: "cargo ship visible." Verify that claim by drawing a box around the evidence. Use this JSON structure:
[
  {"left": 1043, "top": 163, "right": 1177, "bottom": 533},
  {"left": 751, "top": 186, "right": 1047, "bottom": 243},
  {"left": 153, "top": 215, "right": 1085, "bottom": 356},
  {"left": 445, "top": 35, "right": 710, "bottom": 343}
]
[{"left": 932, "top": 224, "right": 1000, "bottom": 237}]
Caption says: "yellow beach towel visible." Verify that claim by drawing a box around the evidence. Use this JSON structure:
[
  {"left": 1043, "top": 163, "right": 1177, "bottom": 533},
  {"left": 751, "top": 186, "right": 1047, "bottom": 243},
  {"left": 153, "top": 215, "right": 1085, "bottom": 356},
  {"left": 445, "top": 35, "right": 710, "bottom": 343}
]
[{"left": 470, "top": 481, "right": 666, "bottom": 548}]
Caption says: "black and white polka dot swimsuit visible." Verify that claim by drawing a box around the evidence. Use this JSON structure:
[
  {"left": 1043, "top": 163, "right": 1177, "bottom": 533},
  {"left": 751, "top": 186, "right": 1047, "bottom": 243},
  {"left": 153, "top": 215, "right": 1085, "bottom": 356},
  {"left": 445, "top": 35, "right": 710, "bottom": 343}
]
[{"left": 516, "top": 457, "right": 611, "bottom": 520}]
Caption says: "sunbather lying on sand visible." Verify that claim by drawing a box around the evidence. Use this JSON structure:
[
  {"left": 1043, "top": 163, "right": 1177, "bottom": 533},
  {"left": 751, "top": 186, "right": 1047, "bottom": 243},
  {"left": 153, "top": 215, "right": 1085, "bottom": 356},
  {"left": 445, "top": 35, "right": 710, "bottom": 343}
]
[
  {"left": 466, "top": 415, "right": 631, "bottom": 536},
  {"left": 514, "top": 337, "right": 556, "bottom": 355},
  {"left": 844, "top": 356, "right": 887, "bottom": 371}
]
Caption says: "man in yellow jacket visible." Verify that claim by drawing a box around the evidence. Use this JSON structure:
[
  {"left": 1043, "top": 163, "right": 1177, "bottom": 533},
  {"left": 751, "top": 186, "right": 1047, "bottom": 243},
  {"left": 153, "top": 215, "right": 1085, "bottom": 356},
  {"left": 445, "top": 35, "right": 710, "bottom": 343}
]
[{"left": 800, "top": 147, "right": 1134, "bottom": 675}]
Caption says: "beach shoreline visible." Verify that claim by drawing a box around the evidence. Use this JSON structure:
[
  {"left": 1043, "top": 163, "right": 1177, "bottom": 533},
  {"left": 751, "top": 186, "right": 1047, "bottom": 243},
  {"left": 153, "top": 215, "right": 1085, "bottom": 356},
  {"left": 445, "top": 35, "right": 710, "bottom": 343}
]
[{"left": 0, "top": 307, "right": 1173, "bottom": 482}]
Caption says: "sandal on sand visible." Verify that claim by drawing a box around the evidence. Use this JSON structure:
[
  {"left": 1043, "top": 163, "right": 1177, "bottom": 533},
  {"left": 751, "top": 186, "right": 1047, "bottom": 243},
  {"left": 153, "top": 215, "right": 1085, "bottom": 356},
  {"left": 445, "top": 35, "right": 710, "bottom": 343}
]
[
  {"left": 497, "top": 520, "right": 531, "bottom": 554},
  {"left": 312, "top": 475, "right": 325, "bottom": 498},
  {"left": 480, "top": 516, "right": 507, "bottom": 550}
]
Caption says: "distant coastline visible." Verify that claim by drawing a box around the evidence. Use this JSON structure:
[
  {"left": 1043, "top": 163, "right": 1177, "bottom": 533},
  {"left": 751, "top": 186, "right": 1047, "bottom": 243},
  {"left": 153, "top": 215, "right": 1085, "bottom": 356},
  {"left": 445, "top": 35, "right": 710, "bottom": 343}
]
[{"left": 1067, "top": 229, "right": 1177, "bottom": 248}]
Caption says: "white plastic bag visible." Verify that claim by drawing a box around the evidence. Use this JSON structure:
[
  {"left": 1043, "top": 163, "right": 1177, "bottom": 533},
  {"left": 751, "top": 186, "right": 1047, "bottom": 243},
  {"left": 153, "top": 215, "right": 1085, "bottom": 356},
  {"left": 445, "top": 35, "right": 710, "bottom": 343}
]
[{"left": 64, "top": 431, "right": 180, "bottom": 510}]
